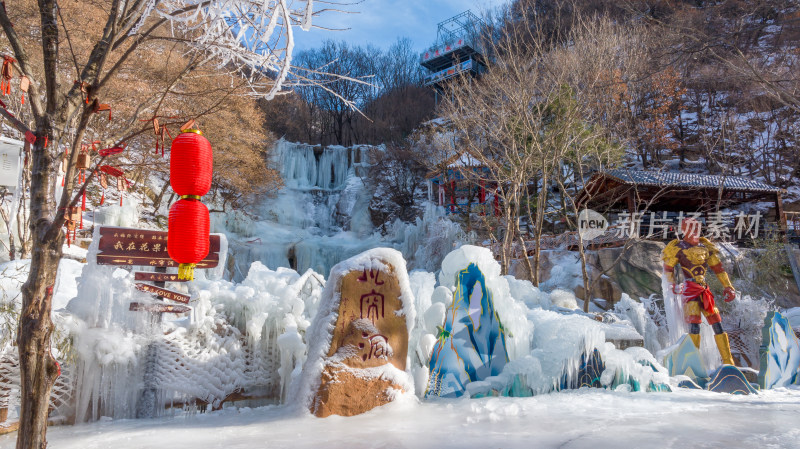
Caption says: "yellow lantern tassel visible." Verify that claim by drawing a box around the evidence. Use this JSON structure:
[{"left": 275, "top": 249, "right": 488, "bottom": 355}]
[{"left": 178, "top": 263, "right": 196, "bottom": 281}]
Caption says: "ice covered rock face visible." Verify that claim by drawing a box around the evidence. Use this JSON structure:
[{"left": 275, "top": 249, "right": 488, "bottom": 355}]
[
  {"left": 426, "top": 262, "right": 509, "bottom": 398},
  {"left": 301, "top": 249, "right": 414, "bottom": 417}
]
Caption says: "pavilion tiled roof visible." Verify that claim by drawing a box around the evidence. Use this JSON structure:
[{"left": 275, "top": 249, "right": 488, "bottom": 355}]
[{"left": 602, "top": 169, "right": 781, "bottom": 193}]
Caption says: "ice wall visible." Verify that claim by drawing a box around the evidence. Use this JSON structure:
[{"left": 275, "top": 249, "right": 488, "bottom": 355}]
[
  {"left": 223, "top": 140, "right": 463, "bottom": 280},
  {"left": 65, "top": 235, "right": 325, "bottom": 422},
  {"left": 221, "top": 140, "right": 379, "bottom": 281}
]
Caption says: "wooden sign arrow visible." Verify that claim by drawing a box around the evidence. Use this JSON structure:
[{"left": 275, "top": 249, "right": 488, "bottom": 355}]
[
  {"left": 129, "top": 302, "right": 191, "bottom": 314},
  {"left": 134, "top": 272, "right": 187, "bottom": 283},
  {"left": 135, "top": 283, "right": 190, "bottom": 304}
]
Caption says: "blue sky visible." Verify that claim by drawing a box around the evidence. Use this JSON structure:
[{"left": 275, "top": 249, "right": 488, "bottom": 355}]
[{"left": 293, "top": 0, "right": 509, "bottom": 53}]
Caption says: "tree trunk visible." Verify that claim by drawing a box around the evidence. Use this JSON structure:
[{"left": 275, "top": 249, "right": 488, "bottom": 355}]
[
  {"left": 151, "top": 181, "right": 171, "bottom": 213},
  {"left": 519, "top": 186, "right": 536, "bottom": 283},
  {"left": 532, "top": 171, "right": 549, "bottom": 287},
  {"left": 577, "top": 232, "right": 591, "bottom": 313},
  {"left": 17, "top": 129, "right": 64, "bottom": 449},
  {"left": 17, "top": 243, "right": 61, "bottom": 449},
  {"left": 500, "top": 188, "right": 515, "bottom": 276}
]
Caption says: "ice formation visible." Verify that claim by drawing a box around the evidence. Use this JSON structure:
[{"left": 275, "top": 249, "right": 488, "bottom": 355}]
[
  {"left": 221, "top": 140, "right": 463, "bottom": 281},
  {"left": 758, "top": 311, "right": 800, "bottom": 389},
  {"left": 0, "top": 237, "right": 740, "bottom": 424},
  {"left": 223, "top": 140, "right": 381, "bottom": 279},
  {"left": 61, "top": 227, "right": 326, "bottom": 421}
]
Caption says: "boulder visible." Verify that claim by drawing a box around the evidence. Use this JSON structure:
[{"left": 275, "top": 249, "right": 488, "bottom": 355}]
[
  {"left": 512, "top": 241, "right": 666, "bottom": 307},
  {"left": 296, "top": 248, "right": 415, "bottom": 417}
]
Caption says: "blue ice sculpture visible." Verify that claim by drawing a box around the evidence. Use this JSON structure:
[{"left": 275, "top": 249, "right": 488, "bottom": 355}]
[
  {"left": 664, "top": 334, "right": 710, "bottom": 388},
  {"left": 758, "top": 311, "right": 800, "bottom": 390},
  {"left": 425, "top": 263, "right": 509, "bottom": 398},
  {"left": 561, "top": 349, "right": 605, "bottom": 390},
  {"left": 707, "top": 365, "right": 758, "bottom": 395}
]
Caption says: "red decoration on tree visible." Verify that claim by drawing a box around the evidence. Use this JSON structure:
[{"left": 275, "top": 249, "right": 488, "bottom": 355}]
[
  {"left": 80, "top": 190, "right": 86, "bottom": 229},
  {"left": 1, "top": 55, "right": 14, "bottom": 95},
  {"left": 99, "top": 165, "right": 124, "bottom": 177},
  {"left": 91, "top": 100, "right": 112, "bottom": 121},
  {"left": 168, "top": 128, "right": 212, "bottom": 280},
  {"left": 99, "top": 146, "right": 124, "bottom": 157},
  {"left": 19, "top": 76, "right": 28, "bottom": 104}
]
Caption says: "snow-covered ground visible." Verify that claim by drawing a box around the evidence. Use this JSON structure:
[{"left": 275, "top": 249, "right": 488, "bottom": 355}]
[{"left": 3, "top": 388, "right": 799, "bottom": 449}]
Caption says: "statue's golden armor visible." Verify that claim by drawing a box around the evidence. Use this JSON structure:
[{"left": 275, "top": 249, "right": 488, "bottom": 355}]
[
  {"left": 662, "top": 237, "right": 733, "bottom": 289},
  {"left": 662, "top": 235, "right": 736, "bottom": 366}
]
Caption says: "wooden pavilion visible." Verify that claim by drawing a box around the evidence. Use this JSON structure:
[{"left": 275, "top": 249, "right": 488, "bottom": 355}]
[{"left": 575, "top": 169, "right": 787, "bottom": 232}]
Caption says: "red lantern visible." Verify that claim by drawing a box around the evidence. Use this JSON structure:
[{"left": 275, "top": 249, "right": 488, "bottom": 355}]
[
  {"left": 168, "top": 199, "right": 210, "bottom": 279},
  {"left": 168, "top": 128, "right": 213, "bottom": 280},
  {"left": 170, "top": 129, "right": 212, "bottom": 196}
]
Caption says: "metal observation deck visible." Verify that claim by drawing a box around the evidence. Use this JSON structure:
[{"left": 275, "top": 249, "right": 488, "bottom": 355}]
[{"left": 420, "top": 10, "right": 487, "bottom": 88}]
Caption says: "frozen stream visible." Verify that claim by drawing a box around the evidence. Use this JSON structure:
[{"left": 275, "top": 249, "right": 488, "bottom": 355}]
[{"left": 4, "top": 388, "right": 799, "bottom": 449}]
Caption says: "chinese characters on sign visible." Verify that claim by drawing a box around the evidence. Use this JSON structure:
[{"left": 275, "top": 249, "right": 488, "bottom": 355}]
[
  {"left": 97, "top": 225, "right": 220, "bottom": 267},
  {"left": 134, "top": 272, "right": 188, "bottom": 283},
  {"left": 611, "top": 211, "right": 762, "bottom": 240},
  {"left": 93, "top": 226, "right": 220, "bottom": 314}
]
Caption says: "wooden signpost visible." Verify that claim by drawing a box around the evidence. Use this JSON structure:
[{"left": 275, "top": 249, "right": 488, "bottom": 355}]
[
  {"left": 134, "top": 272, "right": 188, "bottom": 283},
  {"left": 134, "top": 283, "right": 190, "bottom": 304},
  {"left": 97, "top": 226, "right": 220, "bottom": 268},
  {"left": 96, "top": 225, "right": 220, "bottom": 314},
  {"left": 129, "top": 302, "right": 191, "bottom": 314}
]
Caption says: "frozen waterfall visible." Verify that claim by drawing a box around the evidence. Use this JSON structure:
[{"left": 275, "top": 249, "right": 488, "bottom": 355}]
[
  {"left": 221, "top": 140, "right": 381, "bottom": 280},
  {"left": 218, "top": 140, "right": 464, "bottom": 281}
]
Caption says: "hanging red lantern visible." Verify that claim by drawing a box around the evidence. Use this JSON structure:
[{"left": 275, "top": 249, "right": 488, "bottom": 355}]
[
  {"left": 168, "top": 199, "right": 210, "bottom": 279},
  {"left": 169, "top": 129, "right": 212, "bottom": 196},
  {"left": 167, "top": 127, "right": 213, "bottom": 280}
]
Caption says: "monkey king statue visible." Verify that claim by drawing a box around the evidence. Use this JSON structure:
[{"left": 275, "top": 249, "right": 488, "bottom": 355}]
[{"left": 662, "top": 218, "right": 737, "bottom": 366}]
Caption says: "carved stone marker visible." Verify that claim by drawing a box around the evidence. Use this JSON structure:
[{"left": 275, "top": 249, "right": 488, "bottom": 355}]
[{"left": 298, "top": 248, "right": 414, "bottom": 418}]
